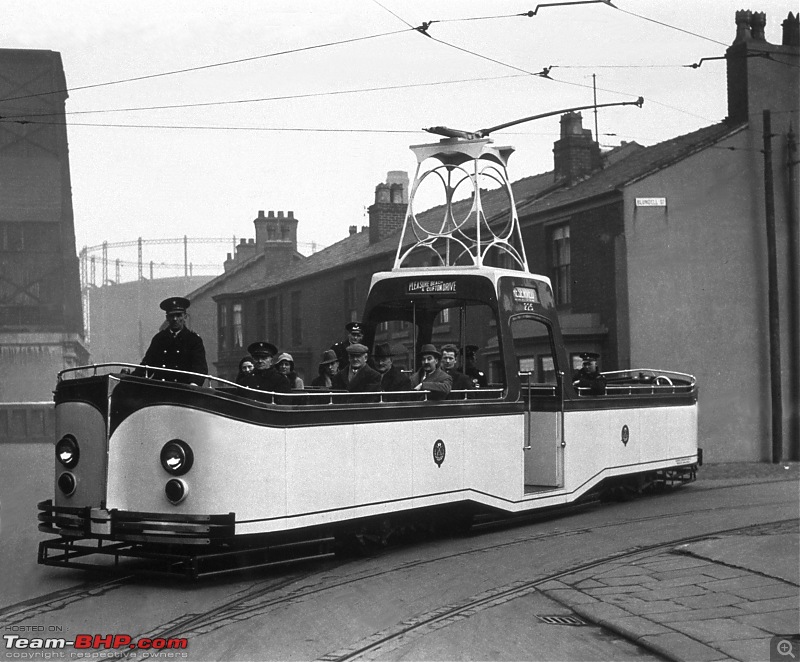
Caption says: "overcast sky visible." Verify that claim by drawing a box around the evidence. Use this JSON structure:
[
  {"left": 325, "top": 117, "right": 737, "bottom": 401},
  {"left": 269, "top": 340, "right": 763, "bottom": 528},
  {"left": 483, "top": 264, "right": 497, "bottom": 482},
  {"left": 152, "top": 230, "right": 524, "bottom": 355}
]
[{"left": 4, "top": 0, "right": 794, "bottom": 276}]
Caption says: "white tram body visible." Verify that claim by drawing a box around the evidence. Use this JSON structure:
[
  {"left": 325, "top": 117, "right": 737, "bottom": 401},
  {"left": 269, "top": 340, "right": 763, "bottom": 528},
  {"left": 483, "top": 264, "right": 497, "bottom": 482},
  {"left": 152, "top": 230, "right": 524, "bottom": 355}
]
[{"left": 39, "top": 138, "right": 699, "bottom": 575}]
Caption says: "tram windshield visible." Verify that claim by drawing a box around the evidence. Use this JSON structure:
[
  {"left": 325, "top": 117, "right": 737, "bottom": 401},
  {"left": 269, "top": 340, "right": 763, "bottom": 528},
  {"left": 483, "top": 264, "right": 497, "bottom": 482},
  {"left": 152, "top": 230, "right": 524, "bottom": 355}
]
[{"left": 365, "top": 296, "right": 502, "bottom": 386}]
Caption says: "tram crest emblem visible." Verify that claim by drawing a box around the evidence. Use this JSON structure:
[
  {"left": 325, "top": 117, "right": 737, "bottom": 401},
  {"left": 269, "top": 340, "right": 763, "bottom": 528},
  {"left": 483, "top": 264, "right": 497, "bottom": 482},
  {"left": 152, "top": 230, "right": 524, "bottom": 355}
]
[
  {"left": 432, "top": 439, "right": 446, "bottom": 467},
  {"left": 621, "top": 425, "right": 630, "bottom": 446}
]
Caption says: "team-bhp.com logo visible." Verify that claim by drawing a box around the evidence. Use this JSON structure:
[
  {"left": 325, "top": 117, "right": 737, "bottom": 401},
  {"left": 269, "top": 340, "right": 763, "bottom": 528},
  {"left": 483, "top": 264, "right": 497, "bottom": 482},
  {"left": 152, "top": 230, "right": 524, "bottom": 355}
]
[{"left": 4, "top": 634, "right": 188, "bottom": 651}]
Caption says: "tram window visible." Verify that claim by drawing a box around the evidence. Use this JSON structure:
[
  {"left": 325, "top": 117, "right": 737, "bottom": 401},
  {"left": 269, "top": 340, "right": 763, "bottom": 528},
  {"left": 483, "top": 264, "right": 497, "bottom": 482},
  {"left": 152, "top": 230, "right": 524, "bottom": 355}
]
[
  {"left": 539, "top": 356, "right": 556, "bottom": 384},
  {"left": 510, "top": 316, "right": 558, "bottom": 385}
]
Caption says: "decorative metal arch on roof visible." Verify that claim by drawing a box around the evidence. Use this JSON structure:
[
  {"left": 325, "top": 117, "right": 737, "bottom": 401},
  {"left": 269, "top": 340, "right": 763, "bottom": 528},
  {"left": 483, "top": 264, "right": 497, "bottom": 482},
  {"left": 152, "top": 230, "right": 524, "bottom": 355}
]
[{"left": 394, "top": 138, "right": 529, "bottom": 272}]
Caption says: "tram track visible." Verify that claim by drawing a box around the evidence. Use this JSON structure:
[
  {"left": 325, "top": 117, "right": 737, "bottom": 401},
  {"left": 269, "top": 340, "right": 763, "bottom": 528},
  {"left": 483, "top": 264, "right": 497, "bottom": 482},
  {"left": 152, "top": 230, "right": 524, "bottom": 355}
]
[
  {"left": 316, "top": 518, "right": 799, "bottom": 662},
  {"left": 0, "top": 480, "right": 792, "bottom": 636},
  {"left": 103, "top": 505, "right": 797, "bottom": 659}
]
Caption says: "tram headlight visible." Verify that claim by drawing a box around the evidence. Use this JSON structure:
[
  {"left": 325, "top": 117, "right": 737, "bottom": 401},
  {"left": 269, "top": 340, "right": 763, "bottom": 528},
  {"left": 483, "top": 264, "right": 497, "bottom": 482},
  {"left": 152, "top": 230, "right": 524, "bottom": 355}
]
[
  {"left": 165, "top": 478, "right": 188, "bottom": 504},
  {"left": 160, "top": 439, "right": 194, "bottom": 476},
  {"left": 57, "top": 472, "right": 77, "bottom": 496},
  {"left": 56, "top": 435, "right": 80, "bottom": 468}
]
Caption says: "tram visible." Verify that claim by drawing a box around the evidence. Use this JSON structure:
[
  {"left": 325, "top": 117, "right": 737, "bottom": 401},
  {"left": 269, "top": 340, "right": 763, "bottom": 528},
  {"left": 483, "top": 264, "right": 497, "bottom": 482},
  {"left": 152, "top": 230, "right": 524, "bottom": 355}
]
[{"left": 38, "top": 137, "right": 699, "bottom": 577}]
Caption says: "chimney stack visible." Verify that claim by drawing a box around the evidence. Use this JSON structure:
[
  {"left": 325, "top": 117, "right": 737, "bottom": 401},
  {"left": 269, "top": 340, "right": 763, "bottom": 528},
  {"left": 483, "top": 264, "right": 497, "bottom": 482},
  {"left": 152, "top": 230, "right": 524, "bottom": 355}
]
[
  {"left": 368, "top": 171, "right": 408, "bottom": 244},
  {"left": 726, "top": 10, "right": 800, "bottom": 126},
  {"left": 552, "top": 112, "right": 601, "bottom": 183}
]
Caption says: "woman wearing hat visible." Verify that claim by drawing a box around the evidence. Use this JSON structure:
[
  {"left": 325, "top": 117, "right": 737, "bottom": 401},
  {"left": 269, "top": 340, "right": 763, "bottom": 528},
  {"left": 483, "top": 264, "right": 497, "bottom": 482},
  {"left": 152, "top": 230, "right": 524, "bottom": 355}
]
[
  {"left": 311, "top": 350, "right": 339, "bottom": 389},
  {"left": 275, "top": 353, "right": 304, "bottom": 390}
]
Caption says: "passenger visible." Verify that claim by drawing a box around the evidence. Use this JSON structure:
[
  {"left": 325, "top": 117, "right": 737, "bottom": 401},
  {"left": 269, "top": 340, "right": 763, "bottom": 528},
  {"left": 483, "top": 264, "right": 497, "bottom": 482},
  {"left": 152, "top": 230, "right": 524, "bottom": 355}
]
[
  {"left": 236, "top": 356, "right": 255, "bottom": 383},
  {"left": 463, "top": 345, "right": 488, "bottom": 388},
  {"left": 373, "top": 343, "right": 411, "bottom": 392},
  {"left": 440, "top": 344, "right": 475, "bottom": 391},
  {"left": 410, "top": 344, "right": 452, "bottom": 400},
  {"left": 310, "top": 350, "right": 339, "bottom": 389},
  {"left": 133, "top": 296, "right": 208, "bottom": 386},
  {"left": 572, "top": 352, "right": 606, "bottom": 395},
  {"left": 274, "top": 352, "right": 305, "bottom": 390},
  {"left": 331, "top": 343, "right": 381, "bottom": 392},
  {"left": 237, "top": 341, "right": 290, "bottom": 393},
  {"left": 330, "top": 322, "right": 365, "bottom": 372}
]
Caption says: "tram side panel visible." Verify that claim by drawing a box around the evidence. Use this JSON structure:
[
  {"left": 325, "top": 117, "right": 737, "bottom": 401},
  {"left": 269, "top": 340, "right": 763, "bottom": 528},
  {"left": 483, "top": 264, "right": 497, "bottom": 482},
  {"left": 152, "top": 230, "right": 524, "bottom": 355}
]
[{"left": 562, "top": 403, "right": 698, "bottom": 493}]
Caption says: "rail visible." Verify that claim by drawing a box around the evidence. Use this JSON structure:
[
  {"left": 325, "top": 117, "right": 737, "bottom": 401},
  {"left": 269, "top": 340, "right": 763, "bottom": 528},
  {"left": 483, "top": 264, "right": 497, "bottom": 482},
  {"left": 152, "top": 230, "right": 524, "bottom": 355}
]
[
  {"left": 57, "top": 364, "right": 505, "bottom": 405},
  {"left": 578, "top": 368, "right": 697, "bottom": 396}
]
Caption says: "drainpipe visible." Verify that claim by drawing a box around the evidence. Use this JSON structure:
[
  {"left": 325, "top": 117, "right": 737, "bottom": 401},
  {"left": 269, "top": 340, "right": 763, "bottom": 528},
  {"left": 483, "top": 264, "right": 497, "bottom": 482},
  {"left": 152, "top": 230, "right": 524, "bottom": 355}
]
[
  {"left": 763, "top": 110, "right": 783, "bottom": 463},
  {"left": 786, "top": 126, "right": 799, "bottom": 459}
]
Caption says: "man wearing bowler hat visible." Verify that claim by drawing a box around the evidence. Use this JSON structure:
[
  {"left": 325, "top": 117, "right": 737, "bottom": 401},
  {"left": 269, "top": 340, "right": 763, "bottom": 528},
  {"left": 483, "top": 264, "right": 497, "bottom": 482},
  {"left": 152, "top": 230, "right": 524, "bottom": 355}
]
[
  {"left": 332, "top": 343, "right": 381, "bottom": 393},
  {"left": 372, "top": 343, "right": 411, "bottom": 392},
  {"left": 330, "top": 321, "right": 365, "bottom": 372},
  {"left": 238, "top": 341, "right": 290, "bottom": 393},
  {"left": 410, "top": 344, "right": 452, "bottom": 400},
  {"left": 135, "top": 296, "right": 207, "bottom": 386}
]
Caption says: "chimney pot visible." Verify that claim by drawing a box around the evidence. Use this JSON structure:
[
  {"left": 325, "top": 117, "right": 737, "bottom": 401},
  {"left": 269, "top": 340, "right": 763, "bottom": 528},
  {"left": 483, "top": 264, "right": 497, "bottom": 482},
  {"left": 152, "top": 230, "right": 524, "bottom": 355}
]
[
  {"left": 349, "top": 225, "right": 357, "bottom": 235},
  {"left": 278, "top": 211, "right": 284, "bottom": 218},
  {"left": 288, "top": 211, "right": 294, "bottom": 218},
  {"left": 750, "top": 11, "right": 766, "bottom": 41},
  {"left": 268, "top": 210, "right": 275, "bottom": 217},
  {"left": 784, "top": 12, "right": 799, "bottom": 46},
  {"left": 734, "top": 9, "right": 753, "bottom": 43},
  {"left": 258, "top": 210, "right": 265, "bottom": 218}
]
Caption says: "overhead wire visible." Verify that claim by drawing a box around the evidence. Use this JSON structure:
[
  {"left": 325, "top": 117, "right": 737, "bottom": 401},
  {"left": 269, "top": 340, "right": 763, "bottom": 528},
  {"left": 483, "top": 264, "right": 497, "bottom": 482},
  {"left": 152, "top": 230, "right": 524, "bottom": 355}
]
[{"left": 0, "top": 27, "right": 414, "bottom": 104}]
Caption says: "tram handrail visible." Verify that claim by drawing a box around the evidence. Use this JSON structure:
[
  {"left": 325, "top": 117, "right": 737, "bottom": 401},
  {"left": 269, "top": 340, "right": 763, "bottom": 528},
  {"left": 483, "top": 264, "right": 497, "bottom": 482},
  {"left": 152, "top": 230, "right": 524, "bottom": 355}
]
[{"left": 57, "top": 364, "right": 505, "bottom": 405}]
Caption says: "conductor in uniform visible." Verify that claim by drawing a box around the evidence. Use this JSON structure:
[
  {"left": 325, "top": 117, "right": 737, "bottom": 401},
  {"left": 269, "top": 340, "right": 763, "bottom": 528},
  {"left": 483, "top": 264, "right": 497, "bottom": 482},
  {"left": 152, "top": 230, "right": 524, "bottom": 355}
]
[
  {"left": 572, "top": 351, "right": 606, "bottom": 395},
  {"left": 134, "top": 297, "right": 208, "bottom": 386},
  {"left": 237, "top": 341, "right": 291, "bottom": 393}
]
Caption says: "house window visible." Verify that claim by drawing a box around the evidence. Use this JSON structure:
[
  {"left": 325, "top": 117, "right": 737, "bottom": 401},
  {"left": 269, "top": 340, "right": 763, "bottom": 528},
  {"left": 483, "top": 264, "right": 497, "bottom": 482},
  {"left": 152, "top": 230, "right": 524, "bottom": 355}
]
[
  {"left": 267, "top": 297, "right": 279, "bottom": 344},
  {"left": 218, "top": 303, "right": 228, "bottom": 352},
  {"left": 255, "top": 299, "right": 266, "bottom": 337},
  {"left": 291, "top": 291, "right": 302, "bottom": 345},
  {"left": 550, "top": 224, "right": 570, "bottom": 305},
  {"left": 344, "top": 278, "right": 357, "bottom": 323},
  {"left": 232, "top": 302, "right": 243, "bottom": 349}
]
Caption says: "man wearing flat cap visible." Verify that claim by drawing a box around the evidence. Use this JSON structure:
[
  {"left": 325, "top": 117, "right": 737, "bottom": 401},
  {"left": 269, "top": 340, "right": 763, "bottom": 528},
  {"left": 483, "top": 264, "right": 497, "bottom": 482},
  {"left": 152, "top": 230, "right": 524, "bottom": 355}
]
[
  {"left": 134, "top": 297, "right": 208, "bottom": 386},
  {"left": 330, "top": 321, "right": 365, "bottom": 372},
  {"left": 238, "top": 341, "right": 290, "bottom": 393},
  {"left": 410, "top": 344, "right": 452, "bottom": 400},
  {"left": 373, "top": 343, "right": 411, "bottom": 392},
  {"left": 332, "top": 343, "right": 381, "bottom": 392},
  {"left": 572, "top": 351, "right": 606, "bottom": 395}
]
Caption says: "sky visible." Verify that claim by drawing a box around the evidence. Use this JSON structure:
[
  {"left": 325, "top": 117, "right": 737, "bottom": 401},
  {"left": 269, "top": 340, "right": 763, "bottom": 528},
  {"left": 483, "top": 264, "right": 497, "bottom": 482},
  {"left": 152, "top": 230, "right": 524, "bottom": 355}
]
[{"left": 3, "top": 0, "right": 795, "bottom": 279}]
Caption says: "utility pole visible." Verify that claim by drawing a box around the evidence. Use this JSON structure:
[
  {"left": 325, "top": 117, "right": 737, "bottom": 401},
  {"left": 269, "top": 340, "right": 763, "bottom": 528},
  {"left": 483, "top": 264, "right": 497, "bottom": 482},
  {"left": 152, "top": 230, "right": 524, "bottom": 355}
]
[{"left": 763, "top": 110, "right": 783, "bottom": 463}]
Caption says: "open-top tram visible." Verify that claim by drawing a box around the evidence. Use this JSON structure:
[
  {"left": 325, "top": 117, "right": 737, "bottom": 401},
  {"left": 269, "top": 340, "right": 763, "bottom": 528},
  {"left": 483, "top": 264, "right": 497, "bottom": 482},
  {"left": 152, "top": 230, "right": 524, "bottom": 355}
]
[{"left": 38, "top": 138, "right": 699, "bottom": 577}]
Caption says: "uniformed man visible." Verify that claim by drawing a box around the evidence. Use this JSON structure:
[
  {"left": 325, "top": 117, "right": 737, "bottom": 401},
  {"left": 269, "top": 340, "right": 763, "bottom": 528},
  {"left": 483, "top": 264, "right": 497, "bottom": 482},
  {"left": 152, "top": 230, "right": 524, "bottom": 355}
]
[
  {"left": 572, "top": 352, "right": 606, "bottom": 395},
  {"left": 134, "top": 296, "right": 208, "bottom": 386},
  {"left": 330, "top": 321, "right": 365, "bottom": 372},
  {"left": 237, "top": 341, "right": 290, "bottom": 393},
  {"left": 463, "top": 345, "right": 488, "bottom": 388}
]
